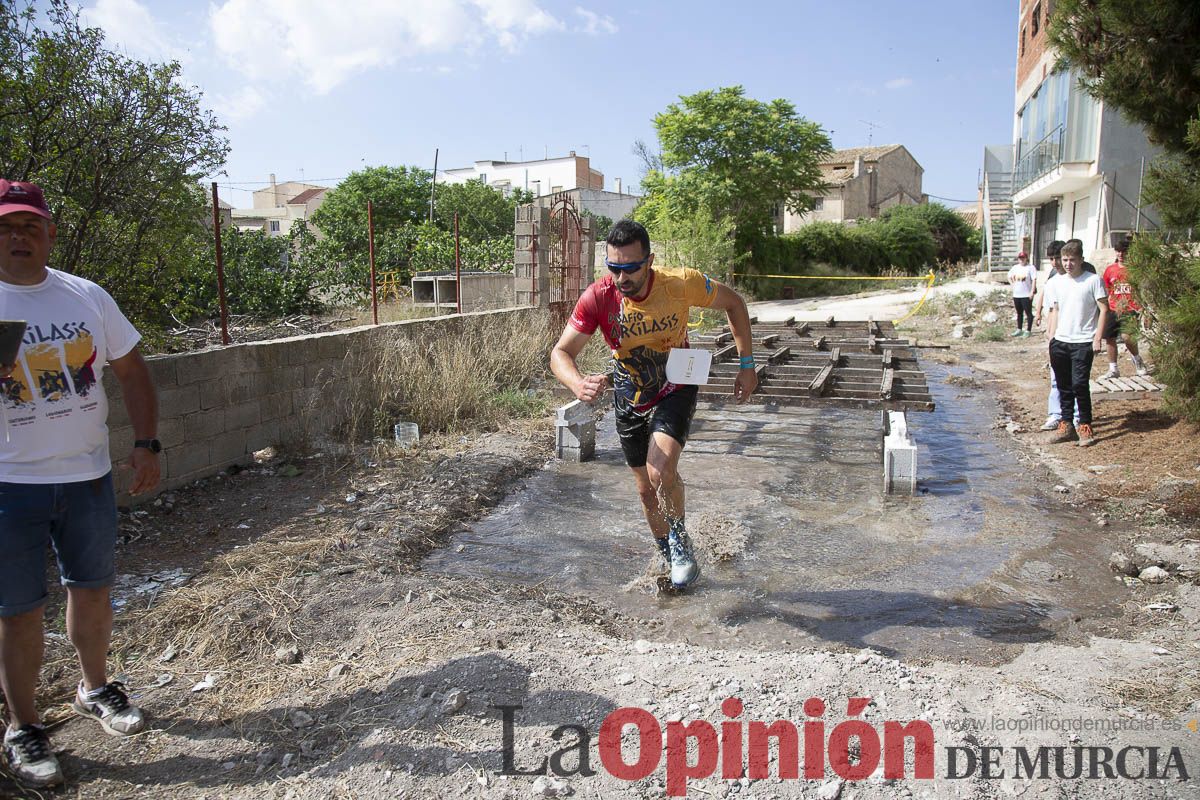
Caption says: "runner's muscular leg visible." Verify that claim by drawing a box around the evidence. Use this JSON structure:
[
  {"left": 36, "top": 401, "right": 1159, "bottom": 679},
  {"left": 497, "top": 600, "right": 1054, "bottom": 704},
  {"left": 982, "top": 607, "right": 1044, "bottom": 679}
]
[
  {"left": 645, "top": 431, "right": 685, "bottom": 522},
  {"left": 630, "top": 466, "right": 669, "bottom": 539}
]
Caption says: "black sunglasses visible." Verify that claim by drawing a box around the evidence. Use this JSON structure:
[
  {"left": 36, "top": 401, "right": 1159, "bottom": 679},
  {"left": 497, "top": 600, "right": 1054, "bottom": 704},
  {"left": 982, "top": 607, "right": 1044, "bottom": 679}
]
[{"left": 605, "top": 257, "right": 649, "bottom": 275}]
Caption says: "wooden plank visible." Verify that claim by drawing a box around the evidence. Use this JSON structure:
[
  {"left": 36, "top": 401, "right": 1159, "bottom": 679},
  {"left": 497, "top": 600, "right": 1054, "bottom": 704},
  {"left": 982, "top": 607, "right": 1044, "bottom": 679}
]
[
  {"left": 867, "top": 317, "right": 880, "bottom": 336},
  {"left": 828, "top": 347, "right": 841, "bottom": 364},
  {"left": 825, "top": 315, "right": 835, "bottom": 328},
  {"left": 768, "top": 346, "right": 791, "bottom": 364},
  {"left": 713, "top": 344, "right": 737, "bottom": 362},
  {"left": 880, "top": 368, "right": 895, "bottom": 400},
  {"left": 868, "top": 334, "right": 878, "bottom": 353},
  {"left": 715, "top": 331, "right": 733, "bottom": 345},
  {"left": 763, "top": 334, "right": 780, "bottom": 348},
  {"left": 1129, "top": 375, "right": 1161, "bottom": 391},
  {"left": 697, "top": 391, "right": 935, "bottom": 412},
  {"left": 795, "top": 322, "right": 811, "bottom": 336},
  {"left": 784, "top": 316, "right": 796, "bottom": 326},
  {"left": 808, "top": 363, "right": 834, "bottom": 397},
  {"left": 813, "top": 335, "right": 827, "bottom": 351},
  {"left": 882, "top": 348, "right": 894, "bottom": 367}
]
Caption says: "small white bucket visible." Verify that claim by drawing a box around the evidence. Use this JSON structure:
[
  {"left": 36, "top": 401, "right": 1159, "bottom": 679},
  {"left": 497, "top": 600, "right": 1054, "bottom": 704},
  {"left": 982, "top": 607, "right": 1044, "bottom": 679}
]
[{"left": 393, "top": 421, "right": 420, "bottom": 447}]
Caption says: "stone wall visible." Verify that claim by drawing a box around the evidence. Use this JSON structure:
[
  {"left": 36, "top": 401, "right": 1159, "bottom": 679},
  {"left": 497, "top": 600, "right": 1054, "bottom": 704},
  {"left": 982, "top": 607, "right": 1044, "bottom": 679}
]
[{"left": 103, "top": 307, "right": 538, "bottom": 501}]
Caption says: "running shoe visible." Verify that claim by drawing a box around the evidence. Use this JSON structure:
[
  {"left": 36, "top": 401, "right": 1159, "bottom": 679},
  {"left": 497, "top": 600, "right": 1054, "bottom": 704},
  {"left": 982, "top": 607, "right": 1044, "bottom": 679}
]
[
  {"left": 2, "top": 725, "right": 63, "bottom": 788},
  {"left": 72, "top": 681, "right": 145, "bottom": 736},
  {"left": 667, "top": 528, "right": 701, "bottom": 589}
]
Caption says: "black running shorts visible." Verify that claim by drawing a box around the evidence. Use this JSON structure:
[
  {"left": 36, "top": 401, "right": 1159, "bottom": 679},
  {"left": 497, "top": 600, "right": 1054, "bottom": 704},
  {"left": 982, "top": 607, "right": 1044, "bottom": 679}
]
[
  {"left": 614, "top": 385, "right": 699, "bottom": 468},
  {"left": 1103, "top": 310, "right": 1137, "bottom": 340}
]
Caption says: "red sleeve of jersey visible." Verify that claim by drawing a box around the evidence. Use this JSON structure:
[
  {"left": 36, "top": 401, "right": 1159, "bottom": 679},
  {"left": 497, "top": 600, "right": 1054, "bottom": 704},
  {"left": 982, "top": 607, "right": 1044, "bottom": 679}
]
[
  {"left": 1103, "top": 263, "right": 1118, "bottom": 295},
  {"left": 568, "top": 283, "right": 602, "bottom": 335}
]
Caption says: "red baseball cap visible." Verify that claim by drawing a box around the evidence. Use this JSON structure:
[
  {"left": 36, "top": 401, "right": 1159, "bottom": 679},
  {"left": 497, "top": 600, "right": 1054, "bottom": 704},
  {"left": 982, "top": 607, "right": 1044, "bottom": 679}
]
[
  {"left": 0, "top": 180, "right": 52, "bottom": 220},
  {"left": 1018, "top": 251, "right": 1028, "bottom": 259}
]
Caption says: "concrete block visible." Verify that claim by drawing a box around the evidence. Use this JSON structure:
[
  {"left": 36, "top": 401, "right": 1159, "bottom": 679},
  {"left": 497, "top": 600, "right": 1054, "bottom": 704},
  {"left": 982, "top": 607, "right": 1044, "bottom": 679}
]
[
  {"left": 176, "top": 353, "right": 227, "bottom": 385},
  {"left": 163, "top": 442, "right": 211, "bottom": 479},
  {"left": 245, "top": 420, "right": 281, "bottom": 453},
  {"left": 154, "top": 416, "right": 185, "bottom": 449},
  {"left": 183, "top": 409, "right": 225, "bottom": 441},
  {"left": 317, "top": 333, "right": 351, "bottom": 361},
  {"left": 883, "top": 410, "right": 917, "bottom": 495},
  {"left": 158, "top": 385, "right": 201, "bottom": 418},
  {"left": 246, "top": 342, "right": 286, "bottom": 370},
  {"left": 106, "top": 390, "right": 130, "bottom": 429},
  {"left": 211, "top": 430, "right": 249, "bottom": 464},
  {"left": 284, "top": 337, "right": 320, "bottom": 366},
  {"left": 108, "top": 425, "right": 134, "bottom": 457},
  {"left": 259, "top": 391, "right": 293, "bottom": 421},
  {"left": 146, "top": 357, "right": 178, "bottom": 388},
  {"left": 200, "top": 373, "right": 255, "bottom": 409},
  {"left": 555, "top": 400, "right": 596, "bottom": 462},
  {"left": 224, "top": 400, "right": 261, "bottom": 431}
]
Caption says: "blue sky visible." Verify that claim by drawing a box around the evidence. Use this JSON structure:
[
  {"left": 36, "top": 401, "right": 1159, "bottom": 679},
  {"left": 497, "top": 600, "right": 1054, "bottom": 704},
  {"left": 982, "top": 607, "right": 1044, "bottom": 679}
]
[{"left": 77, "top": 0, "right": 1017, "bottom": 209}]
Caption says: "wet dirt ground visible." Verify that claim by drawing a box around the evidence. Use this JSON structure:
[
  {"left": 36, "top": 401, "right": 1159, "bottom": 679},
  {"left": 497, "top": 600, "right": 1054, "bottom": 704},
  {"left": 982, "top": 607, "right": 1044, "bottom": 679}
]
[{"left": 425, "top": 360, "right": 1133, "bottom": 665}]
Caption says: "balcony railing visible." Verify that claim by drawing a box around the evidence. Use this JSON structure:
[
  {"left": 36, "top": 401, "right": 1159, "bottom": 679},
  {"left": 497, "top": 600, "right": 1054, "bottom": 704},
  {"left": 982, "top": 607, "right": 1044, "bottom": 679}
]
[{"left": 1014, "top": 125, "right": 1065, "bottom": 190}]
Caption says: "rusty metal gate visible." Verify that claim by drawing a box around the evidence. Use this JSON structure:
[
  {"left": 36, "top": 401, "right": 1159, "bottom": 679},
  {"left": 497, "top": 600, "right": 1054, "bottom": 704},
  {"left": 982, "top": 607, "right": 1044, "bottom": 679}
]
[{"left": 546, "top": 194, "right": 585, "bottom": 329}]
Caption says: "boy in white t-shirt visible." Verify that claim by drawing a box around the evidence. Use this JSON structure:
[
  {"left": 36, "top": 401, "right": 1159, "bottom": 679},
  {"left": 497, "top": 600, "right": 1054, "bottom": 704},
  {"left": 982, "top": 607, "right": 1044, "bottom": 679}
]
[
  {"left": 1006, "top": 251, "right": 1037, "bottom": 337},
  {"left": 1044, "top": 239, "right": 1109, "bottom": 447},
  {"left": 0, "top": 180, "right": 161, "bottom": 788}
]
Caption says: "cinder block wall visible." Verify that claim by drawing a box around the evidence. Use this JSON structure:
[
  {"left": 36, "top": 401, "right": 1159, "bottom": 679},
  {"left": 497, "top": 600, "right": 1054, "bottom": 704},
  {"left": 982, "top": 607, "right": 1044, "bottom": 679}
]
[{"left": 103, "top": 307, "right": 537, "bottom": 501}]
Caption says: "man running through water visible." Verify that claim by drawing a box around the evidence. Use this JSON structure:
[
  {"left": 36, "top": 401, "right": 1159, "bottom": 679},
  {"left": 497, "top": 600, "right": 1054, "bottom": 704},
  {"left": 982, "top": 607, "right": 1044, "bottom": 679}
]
[{"left": 550, "top": 219, "right": 757, "bottom": 589}]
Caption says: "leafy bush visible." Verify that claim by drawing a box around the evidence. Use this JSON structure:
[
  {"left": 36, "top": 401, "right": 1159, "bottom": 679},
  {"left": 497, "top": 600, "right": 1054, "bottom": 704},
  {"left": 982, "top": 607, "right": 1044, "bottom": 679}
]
[
  {"left": 880, "top": 203, "right": 979, "bottom": 264},
  {"left": 975, "top": 325, "right": 1007, "bottom": 342},
  {"left": 176, "top": 225, "right": 327, "bottom": 320}
]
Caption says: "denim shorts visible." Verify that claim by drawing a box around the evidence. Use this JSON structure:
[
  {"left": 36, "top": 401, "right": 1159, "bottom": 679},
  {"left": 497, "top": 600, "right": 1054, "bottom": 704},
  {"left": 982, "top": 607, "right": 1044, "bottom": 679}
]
[{"left": 0, "top": 473, "right": 118, "bottom": 617}]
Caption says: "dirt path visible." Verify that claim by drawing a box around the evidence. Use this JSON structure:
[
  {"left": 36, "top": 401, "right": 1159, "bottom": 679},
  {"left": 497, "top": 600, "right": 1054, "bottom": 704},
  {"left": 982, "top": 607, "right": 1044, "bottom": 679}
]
[{"left": 4, "top": 283, "right": 1199, "bottom": 799}]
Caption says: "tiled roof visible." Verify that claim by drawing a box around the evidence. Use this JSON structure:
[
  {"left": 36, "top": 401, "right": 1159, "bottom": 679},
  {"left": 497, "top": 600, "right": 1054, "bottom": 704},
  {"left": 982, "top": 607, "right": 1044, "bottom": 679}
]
[
  {"left": 820, "top": 144, "right": 903, "bottom": 166},
  {"left": 289, "top": 187, "right": 326, "bottom": 205}
]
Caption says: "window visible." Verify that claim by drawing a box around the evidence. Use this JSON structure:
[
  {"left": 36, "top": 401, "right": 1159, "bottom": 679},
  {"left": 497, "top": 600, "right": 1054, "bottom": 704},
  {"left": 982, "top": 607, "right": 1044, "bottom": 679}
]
[
  {"left": 1031, "top": 2, "right": 1041, "bottom": 36},
  {"left": 1020, "top": 26, "right": 1026, "bottom": 57},
  {"left": 813, "top": 197, "right": 825, "bottom": 210},
  {"left": 479, "top": 172, "right": 487, "bottom": 184},
  {"left": 269, "top": 220, "right": 280, "bottom": 233}
]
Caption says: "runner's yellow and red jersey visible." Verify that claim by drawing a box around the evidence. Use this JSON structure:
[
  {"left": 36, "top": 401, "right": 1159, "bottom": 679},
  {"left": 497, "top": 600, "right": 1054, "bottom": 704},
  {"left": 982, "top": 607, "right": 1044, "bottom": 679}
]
[{"left": 569, "top": 267, "right": 718, "bottom": 411}]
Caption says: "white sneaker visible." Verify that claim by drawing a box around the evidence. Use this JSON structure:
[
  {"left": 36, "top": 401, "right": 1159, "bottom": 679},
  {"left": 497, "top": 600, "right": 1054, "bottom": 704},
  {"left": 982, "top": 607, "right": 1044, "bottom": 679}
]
[
  {"left": 1133, "top": 358, "right": 1150, "bottom": 377},
  {"left": 72, "top": 680, "right": 146, "bottom": 736},
  {"left": 1104, "top": 365, "right": 1120, "bottom": 379},
  {"left": 1040, "top": 417, "right": 1061, "bottom": 431},
  {"left": 2, "top": 724, "right": 63, "bottom": 788}
]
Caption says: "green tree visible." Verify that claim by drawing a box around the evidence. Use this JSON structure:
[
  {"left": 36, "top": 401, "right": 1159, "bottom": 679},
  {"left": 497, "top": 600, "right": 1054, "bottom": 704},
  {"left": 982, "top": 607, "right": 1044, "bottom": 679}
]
[
  {"left": 1050, "top": 0, "right": 1200, "bottom": 420},
  {"left": 642, "top": 86, "right": 833, "bottom": 237},
  {"left": 432, "top": 181, "right": 532, "bottom": 241},
  {"left": 0, "top": 0, "right": 228, "bottom": 332},
  {"left": 310, "top": 165, "right": 430, "bottom": 267},
  {"left": 646, "top": 205, "right": 745, "bottom": 283},
  {"left": 880, "top": 203, "right": 978, "bottom": 264}
]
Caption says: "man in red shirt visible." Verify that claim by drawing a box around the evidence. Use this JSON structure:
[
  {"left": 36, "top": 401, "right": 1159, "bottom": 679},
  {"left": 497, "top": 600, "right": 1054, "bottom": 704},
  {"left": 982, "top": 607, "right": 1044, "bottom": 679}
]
[
  {"left": 1100, "top": 237, "right": 1149, "bottom": 377},
  {"left": 550, "top": 219, "right": 757, "bottom": 590}
]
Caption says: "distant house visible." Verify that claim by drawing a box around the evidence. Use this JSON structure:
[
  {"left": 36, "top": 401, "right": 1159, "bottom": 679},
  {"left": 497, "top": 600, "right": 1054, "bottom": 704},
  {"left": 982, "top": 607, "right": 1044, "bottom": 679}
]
[
  {"left": 231, "top": 174, "right": 328, "bottom": 237},
  {"left": 442, "top": 152, "right": 606, "bottom": 198},
  {"left": 778, "top": 144, "right": 925, "bottom": 233}
]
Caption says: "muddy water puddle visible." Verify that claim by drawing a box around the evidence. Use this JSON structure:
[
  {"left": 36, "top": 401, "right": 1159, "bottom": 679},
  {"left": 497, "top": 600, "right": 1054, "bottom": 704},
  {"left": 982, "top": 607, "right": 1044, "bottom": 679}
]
[{"left": 424, "top": 362, "right": 1129, "bottom": 664}]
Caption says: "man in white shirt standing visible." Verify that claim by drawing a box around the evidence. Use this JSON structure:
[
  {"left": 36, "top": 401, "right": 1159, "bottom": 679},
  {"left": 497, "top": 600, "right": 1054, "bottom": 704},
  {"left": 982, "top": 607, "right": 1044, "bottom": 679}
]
[
  {"left": 1006, "top": 251, "right": 1037, "bottom": 337},
  {"left": 1033, "top": 240, "right": 1078, "bottom": 430},
  {"left": 0, "top": 180, "right": 160, "bottom": 788},
  {"left": 1044, "top": 239, "right": 1109, "bottom": 447}
]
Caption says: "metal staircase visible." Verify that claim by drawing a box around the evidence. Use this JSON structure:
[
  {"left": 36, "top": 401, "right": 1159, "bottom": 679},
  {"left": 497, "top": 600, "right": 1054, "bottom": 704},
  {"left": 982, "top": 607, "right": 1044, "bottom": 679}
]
[{"left": 982, "top": 171, "right": 1021, "bottom": 270}]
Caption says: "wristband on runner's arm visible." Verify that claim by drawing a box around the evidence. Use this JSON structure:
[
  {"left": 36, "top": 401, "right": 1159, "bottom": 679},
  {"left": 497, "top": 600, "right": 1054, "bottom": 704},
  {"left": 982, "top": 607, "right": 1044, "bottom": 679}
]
[{"left": 739, "top": 355, "right": 756, "bottom": 369}]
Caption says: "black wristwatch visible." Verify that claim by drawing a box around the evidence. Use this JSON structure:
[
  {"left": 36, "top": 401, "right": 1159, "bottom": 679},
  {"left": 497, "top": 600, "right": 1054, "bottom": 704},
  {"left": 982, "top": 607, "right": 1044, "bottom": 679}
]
[{"left": 134, "top": 438, "right": 162, "bottom": 453}]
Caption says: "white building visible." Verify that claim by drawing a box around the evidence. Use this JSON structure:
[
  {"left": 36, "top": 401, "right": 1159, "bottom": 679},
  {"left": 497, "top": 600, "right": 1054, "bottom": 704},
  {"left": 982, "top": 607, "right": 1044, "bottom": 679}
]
[
  {"left": 1009, "top": 0, "right": 1159, "bottom": 266},
  {"left": 231, "top": 174, "right": 328, "bottom": 237},
  {"left": 442, "top": 152, "right": 605, "bottom": 198}
]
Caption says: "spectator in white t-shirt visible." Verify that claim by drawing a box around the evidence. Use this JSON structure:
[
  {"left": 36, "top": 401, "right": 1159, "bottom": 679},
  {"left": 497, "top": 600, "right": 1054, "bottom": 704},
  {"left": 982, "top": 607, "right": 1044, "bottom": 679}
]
[
  {"left": 0, "top": 180, "right": 160, "bottom": 789},
  {"left": 1006, "top": 251, "right": 1037, "bottom": 337},
  {"left": 1044, "top": 239, "right": 1108, "bottom": 448},
  {"left": 1033, "top": 241, "right": 1079, "bottom": 430}
]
